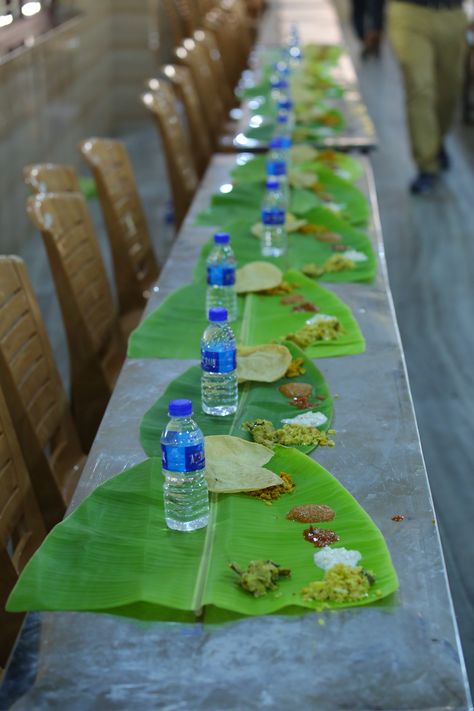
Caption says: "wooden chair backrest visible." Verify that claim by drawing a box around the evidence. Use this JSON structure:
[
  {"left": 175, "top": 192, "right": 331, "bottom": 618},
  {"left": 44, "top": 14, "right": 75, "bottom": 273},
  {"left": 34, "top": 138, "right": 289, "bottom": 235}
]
[
  {"left": 162, "top": 0, "right": 188, "bottom": 46},
  {"left": 26, "top": 193, "right": 126, "bottom": 451},
  {"left": 175, "top": 38, "right": 226, "bottom": 147},
  {"left": 0, "top": 256, "right": 85, "bottom": 531},
  {"left": 23, "top": 163, "right": 80, "bottom": 194},
  {"left": 0, "top": 387, "right": 46, "bottom": 669},
  {"left": 193, "top": 29, "right": 235, "bottom": 110},
  {"left": 79, "top": 138, "right": 160, "bottom": 315},
  {"left": 159, "top": 66, "right": 212, "bottom": 178},
  {"left": 141, "top": 81, "right": 199, "bottom": 230}
]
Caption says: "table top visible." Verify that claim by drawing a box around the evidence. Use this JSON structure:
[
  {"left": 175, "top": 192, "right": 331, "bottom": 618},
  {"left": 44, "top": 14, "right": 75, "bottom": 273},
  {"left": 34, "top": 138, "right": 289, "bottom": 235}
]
[{"left": 7, "top": 154, "right": 472, "bottom": 711}]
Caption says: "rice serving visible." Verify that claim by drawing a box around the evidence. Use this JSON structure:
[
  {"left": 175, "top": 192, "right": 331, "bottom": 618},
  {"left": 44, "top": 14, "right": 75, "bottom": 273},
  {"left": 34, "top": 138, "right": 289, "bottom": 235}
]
[
  {"left": 341, "top": 249, "right": 368, "bottom": 263},
  {"left": 281, "top": 411, "right": 328, "bottom": 427},
  {"left": 314, "top": 546, "right": 362, "bottom": 571}
]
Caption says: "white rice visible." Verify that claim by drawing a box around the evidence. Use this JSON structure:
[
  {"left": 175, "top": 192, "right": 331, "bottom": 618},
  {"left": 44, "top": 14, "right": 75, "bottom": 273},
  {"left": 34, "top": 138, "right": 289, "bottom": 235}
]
[
  {"left": 341, "top": 249, "right": 368, "bottom": 263},
  {"left": 326, "top": 201, "right": 345, "bottom": 213},
  {"left": 281, "top": 411, "right": 328, "bottom": 427},
  {"left": 305, "top": 313, "right": 336, "bottom": 325},
  {"left": 314, "top": 546, "right": 362, "bottom": 571}
]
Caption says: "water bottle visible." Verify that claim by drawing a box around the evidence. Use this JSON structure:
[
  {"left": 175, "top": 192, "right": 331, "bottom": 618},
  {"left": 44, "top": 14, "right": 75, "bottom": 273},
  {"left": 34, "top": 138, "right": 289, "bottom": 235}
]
[
  {"left": 261, "top": 179, "right": 288, "bottom": 257},
  {"left": 288, "top": 24, "right": 303, "bottom": 66},
  {"left": 266, "top": 137, "right": 289, "bottom": 205},
  {"left": 206, "top": 232, "right": 237, "bottom": 322},
  {"left": 270, "top": 76, "right": 290, "bottom": 105},
  {"left": 201, "top": 307, "right": 238, "bottom": 416},
  {"left": 274, "top": 112, "right": 293, "bottom": 148},
  {"left": 277, "top": 98, "right": 295, "bottom": 136},
  {"left": 160, "top": 399, "right": 209, "bottom": 532}
]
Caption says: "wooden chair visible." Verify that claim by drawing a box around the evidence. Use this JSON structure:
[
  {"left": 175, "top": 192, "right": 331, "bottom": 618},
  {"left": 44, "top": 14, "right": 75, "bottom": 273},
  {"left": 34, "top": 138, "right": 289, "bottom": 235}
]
[
  {"left": 193, "top": 29, "right": 236, "bottom": 111},
  {"left": 23, "top": 163, "right": 80, "bottom": 194},
  {"left": 0, "top": 387, "right": 46, "bottom": 670},
  {"left": 175, "top": 37, "right": 227, "bottom": 150},
  {"left": 79, "top": 138, "right": 160, "bottom": 330},
  {"left": 26, "top": 193, "right": 127, "bottom": 452},
  {"left": 205, "top": 3, "right": 250, "bottom": 87},
  {"left": 162, "top": 0, "right": 188, "bottom": 46},
  {"left": 0, "top": 256, "right": 85, "bottom": 531},
  {"left": 141, "top": 81, "right": 199, "bottom": 230},
  {"left": 158, "top": 66, "right": 213, "bottom": 177}
]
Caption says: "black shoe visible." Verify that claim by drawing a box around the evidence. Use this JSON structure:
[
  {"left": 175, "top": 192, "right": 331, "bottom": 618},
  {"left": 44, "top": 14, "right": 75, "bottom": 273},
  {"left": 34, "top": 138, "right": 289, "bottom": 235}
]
[
  {"left": 409, "top": 172, "right": 437, "bottom": 195},
  {"left": 439, "top": 145, "right": 451, "bottom": 171}
]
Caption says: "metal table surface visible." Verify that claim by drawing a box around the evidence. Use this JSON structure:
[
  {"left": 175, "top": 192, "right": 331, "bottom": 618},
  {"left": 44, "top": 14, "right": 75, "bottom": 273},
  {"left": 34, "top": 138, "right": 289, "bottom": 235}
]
[
  {"left": 4, "top": 155, "right": 471, "bottom": 710},
  {"left": 233, "top": 7, "right": 377, "bottom": 151}
]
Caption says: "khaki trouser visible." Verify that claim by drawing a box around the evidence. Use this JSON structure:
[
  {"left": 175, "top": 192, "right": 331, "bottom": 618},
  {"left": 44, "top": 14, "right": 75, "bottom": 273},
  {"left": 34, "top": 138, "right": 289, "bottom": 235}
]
[{"left": 389, "top": 2, "right": 466, "bottom": 173}]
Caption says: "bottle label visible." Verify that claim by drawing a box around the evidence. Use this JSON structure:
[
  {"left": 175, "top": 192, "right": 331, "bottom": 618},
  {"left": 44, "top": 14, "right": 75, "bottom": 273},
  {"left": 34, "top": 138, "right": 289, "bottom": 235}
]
[
  {"left": 267, "top": 160, "right": 286, "bottom": 177},
  {"left": 201, "top": 348, "right": 236, "bottom": 373},
  {"left": 262, "top": 207, "right": 285, "bottom": 226},
  {"left": 207, "top": 265, "right": 236, "bottom": 286},
  {"left": 161, "top": 443, "right": 205, "bottom": 473}
]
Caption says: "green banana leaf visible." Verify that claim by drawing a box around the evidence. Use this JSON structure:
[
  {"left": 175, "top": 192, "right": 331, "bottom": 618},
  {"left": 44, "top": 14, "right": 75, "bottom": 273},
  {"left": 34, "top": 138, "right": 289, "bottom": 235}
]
[
  {"left": 230, "top": 152, "right": 363, "bottom": 184},
  {"left": 242, "top": 109, "right": 344, "bottom": 144},
  {"left": 195, "top": 172, "right": 369, "bottom": 228},
  {"left": 261, "top": 45, "right": 343, "bottom": 69},
  {"left": 7, "top": 447, "right": 398, "bottom": 620},
  {"left": 193, "top": 211, "right": 376, "bottom": 284},
  {"left": 127, "top": 270, "right": 365, "bottom": 360},
  {"left": 140, "top": 341, "right": 332, "bottom": 458}
]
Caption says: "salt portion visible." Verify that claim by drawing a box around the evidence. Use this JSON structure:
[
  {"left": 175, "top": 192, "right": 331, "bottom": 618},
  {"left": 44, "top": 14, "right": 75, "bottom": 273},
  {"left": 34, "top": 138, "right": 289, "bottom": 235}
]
[
  {"left": 341, "top": 249, "right": 368, "bottom": 263},
  {"left": 281, "top": 411, "right": 328, "bottom": 427},
  {"left": 314, "top": 546, "right": 362, "bottom": 571},
  {"left": 305, "top": 313, "right": 335, "bottom": 325}
]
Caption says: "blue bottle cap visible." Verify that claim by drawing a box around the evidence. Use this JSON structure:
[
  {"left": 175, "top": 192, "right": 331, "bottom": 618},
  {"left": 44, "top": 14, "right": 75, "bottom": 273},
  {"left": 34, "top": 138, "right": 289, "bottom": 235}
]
[
  {"left": 271, "top": 78, "right": 289, "bottom": 90},
  {"left": 265, "top": 179, "right": 279, "bottom": 190},
  {"left": 277, "top": 113, "right": 288, "bottom": 124},
  {"left": 278, "top": 99, "right": 293, "bottom": 111},
  {"left": 209, "top": 307, "right": 228, "bottom": 322},
  {"left": 168, "top": 399, "right": 193, "bottom": 417},
  {"left": 214, "top": 232, "right": 230, "bottom": 244},
  {"left": 269, "top": 136, "right": 287, "bottom": 149}
]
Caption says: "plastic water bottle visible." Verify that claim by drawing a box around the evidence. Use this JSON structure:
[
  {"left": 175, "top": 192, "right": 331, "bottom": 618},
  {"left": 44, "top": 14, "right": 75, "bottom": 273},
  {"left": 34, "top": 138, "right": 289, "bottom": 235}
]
[
  {"left": 288, "top": 24, "right": 303, "bottom": 66},
  {"left": 261, "top": 179, "right": 288, "bottom": 257},
  {"left": 206, "top": 232, "right": 237, "bottom": 322},
  {"left": 270, "top": 76, "right": 290, "bottom": 105},
  {"left": 277, "top": 98, "right": 295, "bottom": 136},
  {"left": 266, "top": 137, "right": 289, "bottom": 205},
  {"left": 274, "top": 112, "right": 293, "bottom": 147},
  {"left": 201, "top": 307, "right": 238, "bottom": 416},
  {"left": 160, "top": 399, "right": 209, "bottom": 532}
]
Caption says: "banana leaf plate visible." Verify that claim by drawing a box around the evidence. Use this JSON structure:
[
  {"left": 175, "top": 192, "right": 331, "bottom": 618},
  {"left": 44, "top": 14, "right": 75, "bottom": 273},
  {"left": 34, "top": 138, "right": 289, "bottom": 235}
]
[
  {"left": 230, "top": 152, "right": 363, "bottom": 184},
  {"left": 7, "top": 447, "right": 398, "bottom": 620},
  {"left": 193, "top": 210, "right": 376, "bottom": 284},
  {"left": 140, "top": 341, "right": 332, "bottom": 457},
  {"left": 127, "top": 270, "right": 365, "bottom": 360},
  {"left": 195, "top": 173, "right": 369, "bottom": 228}
]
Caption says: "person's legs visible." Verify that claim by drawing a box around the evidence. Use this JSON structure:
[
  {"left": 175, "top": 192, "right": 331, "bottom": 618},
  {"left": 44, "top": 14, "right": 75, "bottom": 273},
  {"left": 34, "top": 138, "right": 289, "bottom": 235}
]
[
  {"left": 351, "top": 0, "right": 367, "bottom": 41},
  {"left": 389, "top": 3, "right": 439, "bottom": 175},
  {"left": 434, "top": 9, "right": 467, "bottom": 142}
]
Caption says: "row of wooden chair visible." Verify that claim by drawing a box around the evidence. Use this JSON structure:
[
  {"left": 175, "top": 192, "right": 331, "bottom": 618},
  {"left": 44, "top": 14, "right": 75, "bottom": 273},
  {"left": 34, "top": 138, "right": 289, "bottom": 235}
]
[
  {"left": 0, "top": 0, "right": 264, "bottom": 671},
  {"left": 0, "top": 139, "right": 163, "bottom": 668}
]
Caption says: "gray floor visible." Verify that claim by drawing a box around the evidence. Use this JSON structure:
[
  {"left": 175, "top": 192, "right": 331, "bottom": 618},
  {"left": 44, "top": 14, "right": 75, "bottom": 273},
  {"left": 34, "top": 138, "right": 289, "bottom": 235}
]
[
  {"left": 4, "top": 15, "right": 474, "bottom": 701},
  {"left": 335, "top": 8, "right": 474, "bottom": 686}
]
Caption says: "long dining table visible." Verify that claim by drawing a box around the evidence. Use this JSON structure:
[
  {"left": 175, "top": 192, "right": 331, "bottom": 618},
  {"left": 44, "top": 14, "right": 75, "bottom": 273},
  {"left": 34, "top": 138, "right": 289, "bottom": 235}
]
[{"left": 5, "top": 154, "right": 472, "bottom": 710}]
